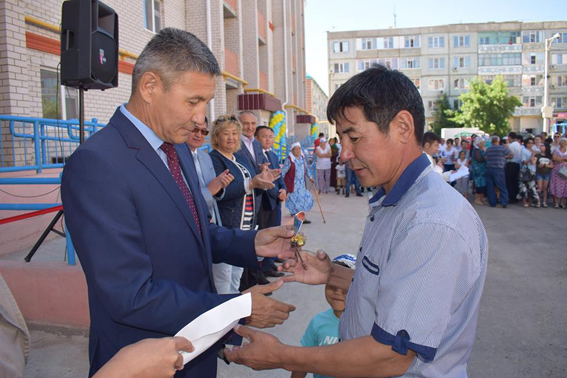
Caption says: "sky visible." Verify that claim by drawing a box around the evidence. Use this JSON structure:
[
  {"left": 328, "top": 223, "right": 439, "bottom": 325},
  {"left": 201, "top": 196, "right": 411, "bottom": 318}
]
[{"left": 304, "top": 0, "right": 567, "bottom": 95}]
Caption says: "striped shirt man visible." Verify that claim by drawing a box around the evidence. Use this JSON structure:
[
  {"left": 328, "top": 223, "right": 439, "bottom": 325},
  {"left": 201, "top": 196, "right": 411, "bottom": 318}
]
[
  {"left": 485, "top": 144, "right": 511, "bottom": 169},
  {"left": 340, "top": 153, "right": 488, "bottom": 377}
]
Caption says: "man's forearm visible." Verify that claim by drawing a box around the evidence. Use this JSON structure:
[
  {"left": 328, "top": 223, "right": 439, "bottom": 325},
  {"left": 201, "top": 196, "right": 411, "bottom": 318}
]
[{"left": 280, "top": 336, "right": 414, "bottom": 378}]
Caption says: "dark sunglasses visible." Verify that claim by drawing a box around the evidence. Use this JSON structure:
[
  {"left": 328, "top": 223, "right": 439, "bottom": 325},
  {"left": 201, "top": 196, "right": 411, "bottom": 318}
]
[
  {"left": 215, "top": 116, "right": 238, "bottom": 123},
  {"left": 190, "top": 126, "right": 209, "bottom": 136}
]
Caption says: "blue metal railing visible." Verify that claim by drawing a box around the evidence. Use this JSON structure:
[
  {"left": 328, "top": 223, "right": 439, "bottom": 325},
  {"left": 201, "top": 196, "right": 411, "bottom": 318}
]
[{"left": 0, "top": 115, "right": 106, "bottom": 173}]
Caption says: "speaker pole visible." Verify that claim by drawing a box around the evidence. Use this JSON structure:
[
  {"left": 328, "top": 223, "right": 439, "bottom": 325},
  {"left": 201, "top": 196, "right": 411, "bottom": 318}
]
[{"left": 79, "top": 86, "right": 85, "bottom": 145}]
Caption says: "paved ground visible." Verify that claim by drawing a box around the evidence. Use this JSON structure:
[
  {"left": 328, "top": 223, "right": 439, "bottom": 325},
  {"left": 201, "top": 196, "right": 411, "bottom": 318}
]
[{"left": 15, "top": 190, "right": 567, "bottom": 377}]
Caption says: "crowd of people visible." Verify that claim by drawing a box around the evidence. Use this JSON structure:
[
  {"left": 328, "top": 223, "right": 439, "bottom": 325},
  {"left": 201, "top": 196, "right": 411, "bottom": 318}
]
[{"left": 422, "top": 131, "right": 567, "bottom": 209}]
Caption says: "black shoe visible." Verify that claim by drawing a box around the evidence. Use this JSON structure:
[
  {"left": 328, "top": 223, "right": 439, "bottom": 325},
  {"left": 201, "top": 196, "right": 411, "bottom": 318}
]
[
  {"left": 265, "top": 269, "right": 284, "bottom": 277},
  {"left": 303, "top": 219, "right": 312, "bottom": 224},
  {"left": 356, "top": 193, "right": 363, "bottom": 197},
  {"left": 257, "top": 273, "right": 270, "bottom": 285}
]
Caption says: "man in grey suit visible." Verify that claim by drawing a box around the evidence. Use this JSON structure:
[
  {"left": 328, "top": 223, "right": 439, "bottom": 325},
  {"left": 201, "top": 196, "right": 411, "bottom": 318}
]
[{"left": 184, "top": 117, "right": 236, "bottom": 293}]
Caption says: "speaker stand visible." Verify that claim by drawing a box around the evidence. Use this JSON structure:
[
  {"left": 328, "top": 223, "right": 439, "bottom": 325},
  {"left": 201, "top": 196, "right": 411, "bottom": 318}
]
[{"left": 79, "top": 86, "right": 85, "bottom": 145}]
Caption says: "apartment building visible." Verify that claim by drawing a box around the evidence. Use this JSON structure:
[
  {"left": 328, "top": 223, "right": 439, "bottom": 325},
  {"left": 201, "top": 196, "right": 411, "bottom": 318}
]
[
  {"left": 0, "top": 0, "right": 309, "bottom": 153},
  {"left": 306, "top": 74, "right": 333, "bottom": 136},
  {"left": 328, "top": 21, "right": 567, "bottom": 134}
]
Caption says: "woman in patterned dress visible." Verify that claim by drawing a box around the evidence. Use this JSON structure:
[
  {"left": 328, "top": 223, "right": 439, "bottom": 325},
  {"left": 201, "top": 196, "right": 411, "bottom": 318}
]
[{"left": 282, "top": 142, "right": 314, "bottom": 223}]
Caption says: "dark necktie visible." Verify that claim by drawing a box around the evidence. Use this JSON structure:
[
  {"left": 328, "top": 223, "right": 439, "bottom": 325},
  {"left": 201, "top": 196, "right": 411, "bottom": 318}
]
[{"left": 160, "top": 142, "right": 201, "bottom": 236}]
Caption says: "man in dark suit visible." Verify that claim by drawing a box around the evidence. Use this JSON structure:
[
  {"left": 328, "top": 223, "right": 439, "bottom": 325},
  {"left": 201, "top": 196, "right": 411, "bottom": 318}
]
[
  {"left": 255, "top": 126, "right": 287, "bottom": 278},
  {"left": 234, "top": 111, "right": 274, "bottom": 287},
  {"left": 61, "top": 28, "right": 295, "bottom": 378}
]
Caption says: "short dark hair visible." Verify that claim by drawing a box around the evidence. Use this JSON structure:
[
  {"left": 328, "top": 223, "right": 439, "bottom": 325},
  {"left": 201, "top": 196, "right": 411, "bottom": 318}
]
[
  {"left": 318, "top": 133, "right": 325, "bottom": 137},
  {"left": 132, "top": 28, "right": 220, "bottom": 92},
  {"left": 508, "top": 132, "right": 517, "bottom": 140},
  {"left": 327, "top": 65, "right": 425, "bottom": 145},
  {"left": 422, "top": 131, "right": 441, "bottom": 147},
  {"left": 446, "top": 138, "right": 454, "bottom": 145},
  {"left": 254, "top": 125, "right": 273, "bottom": 136}
]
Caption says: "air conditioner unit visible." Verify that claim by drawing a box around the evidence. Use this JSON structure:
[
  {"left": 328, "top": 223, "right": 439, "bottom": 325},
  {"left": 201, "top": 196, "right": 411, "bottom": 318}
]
[
  {"left": 439, "top": 90, "right": 444, "bottom": 94},
  {"left": 329, "top": 69, "right": 334, "bottom": 74},
  {"left": 551, "top": 84, "right": 556, "bottom": 88},
  {"left": 453, "top": 67, "right": 458, "bottom": 72},
  {"left": 551, "top": 65, "right": 557, "bottom": 70}
]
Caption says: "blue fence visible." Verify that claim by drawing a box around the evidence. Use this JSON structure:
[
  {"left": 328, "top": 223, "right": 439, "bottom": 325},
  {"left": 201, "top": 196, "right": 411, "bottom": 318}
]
[{"left": 0, "top": 115, "right": 106, "bottom": 173}]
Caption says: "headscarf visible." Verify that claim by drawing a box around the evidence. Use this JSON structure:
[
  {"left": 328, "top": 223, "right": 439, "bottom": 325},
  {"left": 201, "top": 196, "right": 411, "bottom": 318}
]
[
  {"left": 290, "top": 142, "right": 303, "bottom": 163},
  {"left": 473, "top": 136, "right": 484, "bottom": 148}
]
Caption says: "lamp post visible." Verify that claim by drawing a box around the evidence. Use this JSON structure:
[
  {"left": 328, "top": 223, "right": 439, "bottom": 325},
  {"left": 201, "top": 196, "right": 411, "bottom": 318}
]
[{"left": 542, "top": 33, "right": 561, "bottom": 134}]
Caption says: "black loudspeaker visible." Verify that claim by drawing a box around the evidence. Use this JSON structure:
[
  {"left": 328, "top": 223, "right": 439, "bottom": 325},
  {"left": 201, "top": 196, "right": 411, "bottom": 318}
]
[{"left": 61, "top": 0, "right": 119, "bottom": 90}]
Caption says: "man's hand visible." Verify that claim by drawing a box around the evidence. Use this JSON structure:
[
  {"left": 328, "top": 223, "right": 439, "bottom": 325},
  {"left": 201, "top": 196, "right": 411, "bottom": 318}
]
[
  {"left": 93, "top": 337, "right": 194, "bottom": 378},
  {"left": 243, "top": 280, "right": 296, "bottom": 328},
  {"left": 255, "top": 225, "right": 296, "bottom": 260},
  {"left": 224, "top": 325, "right": 285, "bottom": 370},
  {"left": 279, "top": 250, "right": 333, "bottom": 285},
  {"left": 207, "top": 169, "right": 234, "bottom": 195},
  {"left": 278, "top": 189, "right": 288, "bottom": 201}
]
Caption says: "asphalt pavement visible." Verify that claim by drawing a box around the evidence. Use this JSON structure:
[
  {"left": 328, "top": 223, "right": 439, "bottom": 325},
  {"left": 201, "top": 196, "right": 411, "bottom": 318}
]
[{"left": 19, "top": 188, "right": 567, "bottom": 377}]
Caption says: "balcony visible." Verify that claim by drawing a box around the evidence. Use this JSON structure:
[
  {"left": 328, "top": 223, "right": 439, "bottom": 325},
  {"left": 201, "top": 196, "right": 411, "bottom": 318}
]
[
  {"left": 478, "top": 44, "right": 522, "bottom": 54},
  {"left": 238, "top": 93, "right": 282, "bottom": 112},
  {"left": 224, "top": 47, "right": 239, "bottom": 78},
  {"left": 523, "top": 65, "right": 544, "bottom": 74},
  {"left": 478, "top": 65, "right": 522, "bottom": 75},
  {"left": 296, "top": 114, "right": 316, "bottom": 124},
  {"left": 223, "top": 0, "right": 237, "bottom": 18},
  {"left": 514, "top": 107, "right": 540, "bottom": 116},
  {"left": 258, "top": 11, "right": 266, "bottom": 44},
  {"left": 521, "top": 86, "right": 544, "bottom": 95}
]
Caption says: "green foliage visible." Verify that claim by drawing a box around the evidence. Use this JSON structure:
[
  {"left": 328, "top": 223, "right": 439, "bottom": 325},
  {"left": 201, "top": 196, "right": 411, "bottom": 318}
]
[
  {"left": 431, "top": 93, "right": 460, "bottom": 135},
  {"left": 449, "top": 76, "right": 522, "bottom": 135}
]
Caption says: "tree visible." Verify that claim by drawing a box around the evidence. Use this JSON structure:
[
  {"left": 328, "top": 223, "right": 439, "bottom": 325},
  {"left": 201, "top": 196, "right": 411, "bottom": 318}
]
[
  {"left": 449, "top": 76, "right": 522, "bottom": 135},
  {"left": 430, "top": 93, "right": 460, "bottom": 135}
]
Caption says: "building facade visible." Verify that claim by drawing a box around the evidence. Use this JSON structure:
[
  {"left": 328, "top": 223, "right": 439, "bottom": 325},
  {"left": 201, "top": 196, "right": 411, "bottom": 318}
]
[
  {"left": 306, "top": 74, "right": 332, "bottom": 136},
  {"left": 0, "top": 0, "right": 309, "bottom": 166},
  {"left": 328, "top": 21, "right": 567, "bottom": 134}
]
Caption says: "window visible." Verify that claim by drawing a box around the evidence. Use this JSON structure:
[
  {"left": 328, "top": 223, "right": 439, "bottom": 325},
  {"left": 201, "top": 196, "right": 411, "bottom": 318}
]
[
  {"left": 333, "top": 41, "right": 349, "bottom": 53},
  {"left": 335, "top": 83, "right": 341, "bottom": 90},
  {"left": 479, "top": 36, "right": 490, "bottom": 45},
  {"left": 522, "top": 96, "right": 542, "bottom": 107},
  {"left": 428, "top": 36, "right": 445, "bottom": 48},
  {"left": 40, "top": 69, "right": 79, "bottom": 120},
  {"left": 453, "top": 35, "right": 470, "bottom": 47},
  {"left": 453, "top": 56, "right": 471, "bottom": 68},
  {"left": 428, "top": 79, "right": 445, "bottom": 90},
  {"left": 453, "top": 78, "right": 470, "bottom": 89},
  {"left": 530, "top": 54, "right": 536, "bottom": 64},
  {"left": 522, "top": 75, "right": 543, "bottom": 86},
  {"left": 404, "top": 35, "right": 420, "bottom": 48},
  {"left": 378, "top": 58, "right": 398, "bottom": 69},
  {"left": 401, "top": 57, "right": 421, "bottom": 69},
  {"left": 552, "top": 53, "right": 567, "bottom": 65},
  {"left": 478, "top": 53, "right": 521, "bottom": 66},
  {"left": 556, "top": 76, "right": 567, "bottom": 87},
  {"left": 360, "top": 38, "right": 375, "bottom": 50},
  {"left": 523, "top": 52, "right": 543, "bottom": 65},
  {"left": 357, "top": 59, "right": 377, "bottom": 71},
  {"left": 552, "top": 96, "right": 567, "bottom": 108},
  {"left": 428, "top": 57, "right": 445, "bottom": 69},
  {"left": 381, "top": 37, "right": 394, "bottom": 49},
  {"left": 144, "top": 0, "right": 161, "bottom": 33},
  {"left": 411, "top": 78, "right": 421, "bottom": 89},
  {"left": 428, "top": 100, "right": 438, "bottom": 111},
  {"left": 482, "top": 75, "right": 521, "bottom": 87},
  {"left": 522, "top": 31, "right": 541, "bottom": 43},
  {"left": 333, "top": 62, "right": 350, "bottom": 73},
  {"left": 556, "top": 33, "right": 567, "bottom": 44},
  {"left": 454, "top": 99, "right": 462, "bottom": 109}
]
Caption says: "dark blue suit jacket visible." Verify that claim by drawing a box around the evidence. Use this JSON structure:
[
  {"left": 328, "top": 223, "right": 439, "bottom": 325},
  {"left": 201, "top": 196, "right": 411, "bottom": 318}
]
[
  {"left": 262, "top": 150, "right": 286, "bottom": 211},
  {"left": 61, "top": 108, "right": 259, "bottom": 377}
]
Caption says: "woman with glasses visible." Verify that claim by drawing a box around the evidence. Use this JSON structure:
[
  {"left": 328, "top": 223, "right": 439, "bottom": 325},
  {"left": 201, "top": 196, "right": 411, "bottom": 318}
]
[
  {"left": 550, "top": 137, "right": 567, "bottom": 209},
  {"left": 208, "top": 115, "right": 280, "bottom": 293}
]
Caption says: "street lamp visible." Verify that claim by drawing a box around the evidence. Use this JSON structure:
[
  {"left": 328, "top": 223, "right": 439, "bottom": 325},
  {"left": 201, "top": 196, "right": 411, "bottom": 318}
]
[{"left": 542, "top": 33, "right": 561, "bottom": 134}]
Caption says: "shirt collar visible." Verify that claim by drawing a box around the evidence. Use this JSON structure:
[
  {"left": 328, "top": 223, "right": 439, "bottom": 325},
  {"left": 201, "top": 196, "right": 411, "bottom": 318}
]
[
  {"left": 120, "top": 104, "right": 164, "bottom": 152},
  {"left": 369, "top": 153, "right": 430, "bottom": 207},
  {"left": 242, "top": 135, "right": 254, "bottom": 143}
]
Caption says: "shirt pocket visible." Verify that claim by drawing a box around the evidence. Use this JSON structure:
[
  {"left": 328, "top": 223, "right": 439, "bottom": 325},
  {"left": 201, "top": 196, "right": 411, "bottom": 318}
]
[{"left": 361, "top": 255, "right": 380, "bottom": 275}]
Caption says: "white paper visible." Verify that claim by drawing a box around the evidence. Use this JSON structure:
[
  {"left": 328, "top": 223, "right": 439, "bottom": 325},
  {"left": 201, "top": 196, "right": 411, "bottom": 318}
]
[
  {"left": 450, "top": 165, "right": 469, "bottom": 182},
  {"left": 175, "top": 293, "right": 252, "bottom": 365}
]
